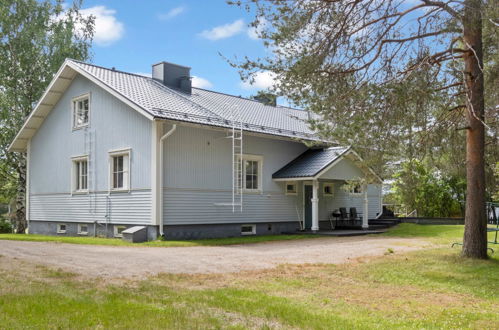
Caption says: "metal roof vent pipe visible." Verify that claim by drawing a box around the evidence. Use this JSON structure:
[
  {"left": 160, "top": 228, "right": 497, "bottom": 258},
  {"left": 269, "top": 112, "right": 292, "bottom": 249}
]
[{"left": 152, "top": 61, "right": 192, "bottom": 94}]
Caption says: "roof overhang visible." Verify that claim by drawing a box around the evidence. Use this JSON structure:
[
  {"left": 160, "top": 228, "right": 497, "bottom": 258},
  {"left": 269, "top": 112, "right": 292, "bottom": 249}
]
[
  {"left": 8, "top": 59, "right": 154, "bottom": 152},
  {"left": 272, "top": 147, "right": 383, "bottom": 184}
]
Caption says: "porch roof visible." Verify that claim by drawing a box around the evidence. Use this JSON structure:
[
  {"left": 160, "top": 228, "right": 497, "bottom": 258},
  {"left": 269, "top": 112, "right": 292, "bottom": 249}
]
[{"left": 272, "top": 146, "right": 350, "bottom": 179}]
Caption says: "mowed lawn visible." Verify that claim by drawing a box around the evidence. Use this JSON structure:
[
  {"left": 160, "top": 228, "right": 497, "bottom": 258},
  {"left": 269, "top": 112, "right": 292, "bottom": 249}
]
[{"left": 1, "top": 224, "right": 498, "bottom": 329}]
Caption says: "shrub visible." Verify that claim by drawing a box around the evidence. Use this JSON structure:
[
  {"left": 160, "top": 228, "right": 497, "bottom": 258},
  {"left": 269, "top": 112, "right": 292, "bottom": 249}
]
[{"left": 0, "top": 217, "right": 13, "bottom": 233}]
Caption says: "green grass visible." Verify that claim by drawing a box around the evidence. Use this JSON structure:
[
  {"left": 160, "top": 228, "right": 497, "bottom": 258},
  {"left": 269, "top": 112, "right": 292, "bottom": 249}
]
[
  {"left": 0, "top": 233, "right": 318, "bottom": 247},
  {"left": 1, "top": 243, "right": 498, "bottom": 328}
]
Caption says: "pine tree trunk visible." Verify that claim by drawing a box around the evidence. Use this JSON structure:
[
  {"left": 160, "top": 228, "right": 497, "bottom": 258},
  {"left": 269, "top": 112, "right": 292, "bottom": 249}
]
[
  {"left": 15, "top": 154, "right": 27, "bottom": 234},
  {"left": 462, "top": 0, "right": 487, "bottom": 259}
]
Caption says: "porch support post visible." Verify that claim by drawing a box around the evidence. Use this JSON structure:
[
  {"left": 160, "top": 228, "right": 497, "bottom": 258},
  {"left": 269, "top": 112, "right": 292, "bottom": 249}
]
[
  {"left": 312, "top": 179, "right": 319, "bottom": 231},
  {"left": 362, "top": 184, "right": 369, "bottom": 230}
]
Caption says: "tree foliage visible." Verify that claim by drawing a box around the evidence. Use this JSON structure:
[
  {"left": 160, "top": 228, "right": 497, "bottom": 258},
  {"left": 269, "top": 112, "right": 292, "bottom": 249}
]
[
  {"left": 390, "top": 160, "right": 464, "bottom": 217},
  {"left": 231, "top": 0, "right": 498, "bottom": 258},
  {"left": 0, "top": 0, "right": 94, "bottom": 232}
]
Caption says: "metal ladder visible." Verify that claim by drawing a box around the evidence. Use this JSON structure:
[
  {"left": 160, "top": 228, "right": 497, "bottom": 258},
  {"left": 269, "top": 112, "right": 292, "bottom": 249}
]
[
  {"left": 84, "top": 128, "right": 96, "bottom": 214},
  {"left": 230, "top": 108, "right": 243, "bottom": 212}
]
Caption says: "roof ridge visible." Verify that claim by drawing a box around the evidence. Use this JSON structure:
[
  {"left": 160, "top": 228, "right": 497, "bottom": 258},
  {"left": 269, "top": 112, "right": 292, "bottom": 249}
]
[
  {"left": 193, "top": 86, "right": 306, "bottom": 113},
  {"left": 67, "top": 58, "right": 152, "bottom": 79}
]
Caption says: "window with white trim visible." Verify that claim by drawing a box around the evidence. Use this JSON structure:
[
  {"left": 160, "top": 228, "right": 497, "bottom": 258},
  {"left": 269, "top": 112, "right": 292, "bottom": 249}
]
[
  {"left": 350, "top": 183, "right": 363, "bottom": 195},
  {"left": 72, "top": 156, "right": 88, "bottom": 193},
  {"left": 114, "top": 225, "right": 127, "bottom": 238},
  {"left": 78, "top": 224, "right": 88, "bottom": 235},
  {"left": 57, "top": 224, "right": 67, "bottom": 234},
  {"left": 72, "top": 94, "right": 89, "bottom": 129},
  {"left": 286, "top": 182, "right": 297, "bottom": 195},
  {"left": 109, "top": 150, "right": 130, "bottom": 191},
  {"left": 237, "top": 155, "right": 263, "bottom": 192},
  {"left": 241, "top": 224, "right": 256, "bottom": 235},
  {"left": 323, "top": 183, "right": 334, "bottom": 196}
]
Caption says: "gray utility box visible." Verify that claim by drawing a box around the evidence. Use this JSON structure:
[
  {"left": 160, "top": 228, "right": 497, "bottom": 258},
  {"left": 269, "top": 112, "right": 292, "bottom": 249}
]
[{"left": 122, "top": 226, "right": 147, "bottom": 243}]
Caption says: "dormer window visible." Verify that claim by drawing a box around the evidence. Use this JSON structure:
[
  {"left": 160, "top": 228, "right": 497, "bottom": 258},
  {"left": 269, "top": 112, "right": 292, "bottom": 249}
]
[{"left": 72, "top": 94, "right": 90, "bottom": 129}]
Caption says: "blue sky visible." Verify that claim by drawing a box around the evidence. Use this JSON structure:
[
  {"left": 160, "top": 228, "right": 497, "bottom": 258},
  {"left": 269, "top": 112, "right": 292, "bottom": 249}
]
[{"left": 80, "top": 0, "right": 273, "bottom": 99}]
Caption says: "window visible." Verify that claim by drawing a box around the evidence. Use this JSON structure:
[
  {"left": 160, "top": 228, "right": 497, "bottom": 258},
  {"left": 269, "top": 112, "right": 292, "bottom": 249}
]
[
  {"left": 237, "top": 155, "right": 263, "bottom": 192},
  {"left": 72, "top": 156, "right": 88, "bottom": 193},
  {"left": 72, "top": 94, "right": 90, "bottom": 129},
  {"left": 78, "top": 224, "right": 88, "bottom": 235},
  {"left": 114, "top": 225, "right": 127, "bottom": 238},
  {"left": 57, "top": 224, "right": 67, "bottom": 234},
  {"left": 323, "top": 183, "right": 334, "bottom": 196},
  {"left": 241, "top": 224, "right": 256, "bottom": 236},
  {"left": 350, "top": 183, "right": 363, "bottom": 195},
  {"left": 286, "top": 182, "right": 297, "bottom": 195},
  {"left": 109, "top": 149, "right": 130, "bottom": 191}
]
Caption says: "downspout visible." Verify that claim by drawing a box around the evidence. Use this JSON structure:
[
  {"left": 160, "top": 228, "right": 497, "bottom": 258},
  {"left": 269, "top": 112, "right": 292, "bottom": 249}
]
[{"left": 158, "top": 124, "right": 177, "bottom": 237}]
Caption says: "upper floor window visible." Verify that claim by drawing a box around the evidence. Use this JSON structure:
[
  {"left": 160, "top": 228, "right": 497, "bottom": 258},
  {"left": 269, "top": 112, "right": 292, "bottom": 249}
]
[
  {"left": 323, "top": 183, "right": 334, "bottom": 196},
  {"left": 72, "top": 156, "right": 88, "bottom": 193},
  {"left": 237, "top": 155, "right": 263, "bottom": 193},
  {"left": 286, "top": 182, "right": 297, "bottom": 195},
  {"left": 109, "top": 149, "right": 130, "bottom": 191},
  {"left": 72, "top": 94, "right": 90, "bottom": 129},
  {"left": 350, "top": 182, "right": 363, "bottom": 195}
]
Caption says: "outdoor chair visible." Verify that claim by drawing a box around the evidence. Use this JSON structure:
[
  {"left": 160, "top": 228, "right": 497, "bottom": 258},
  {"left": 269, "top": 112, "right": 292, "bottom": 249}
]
[{"left": 350, "top": 207, "right": 362, "bottom": 227}]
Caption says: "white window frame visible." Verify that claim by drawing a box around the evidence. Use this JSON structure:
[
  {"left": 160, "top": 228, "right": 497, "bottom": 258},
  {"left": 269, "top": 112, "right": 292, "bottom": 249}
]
[
  {"left": 323, "top": 183, "right": 334, "bottom": 197},
  {"left": 237, "top": 154, "right": 263, "bottom": 193},
  {"left": 109, "top": 149, "right": 131, "bottom": 192},
  {"left": 114, "top": 225, "right": 127, "bottom": 238},
  {"left": 241, "top": 224, "right": 256, "bottom": 236},
  {"left": 72, "top": 93, "right": 90, "bottom": 130},
  {"left": 78, "top": 224, "right": 89, "bottom": 235},
  {"left": 285, "top": 181, "right": 297, "bottom": 195},
  {"left": 349, "top": 182, "right": 364, "bottom": 196},
  {"left": 57, "top": 223, "right": 67, "bottom": 234},
  {"left": 71, "top": 155, "right": 89, "bottom": 194}
]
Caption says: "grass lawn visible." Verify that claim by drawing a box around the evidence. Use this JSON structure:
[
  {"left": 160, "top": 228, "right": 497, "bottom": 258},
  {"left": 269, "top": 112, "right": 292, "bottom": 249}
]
[
  {"left": 1, "top": 224, "right": 498, "bottom": 329},
  {"left": 0, "top": 232, "right": 318, "bottom": 247}
]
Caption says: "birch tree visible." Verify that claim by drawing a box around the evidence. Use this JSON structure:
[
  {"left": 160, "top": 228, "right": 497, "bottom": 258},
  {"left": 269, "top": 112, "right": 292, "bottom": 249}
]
[
  {"left": 0, "top": 0, "right": 94, "bottom": 233},
  {"left": 231, "top": 0, "right": 498, "bottom": 258}
]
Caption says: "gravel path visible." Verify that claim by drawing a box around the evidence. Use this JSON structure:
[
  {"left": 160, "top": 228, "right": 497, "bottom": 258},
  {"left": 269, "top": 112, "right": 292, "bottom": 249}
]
[{"left": 0, "top": 237, "right": 428, "bottom": 279}]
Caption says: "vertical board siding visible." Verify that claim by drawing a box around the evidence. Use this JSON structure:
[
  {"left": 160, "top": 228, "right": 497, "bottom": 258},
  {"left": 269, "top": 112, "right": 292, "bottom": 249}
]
[
  {"left": 29, "top": 75, "right": 152, "bottom": 224},
  {"left": 30, "top": 190, "right": 151, "bottom": 224},
  {"left": 162, "top": 125, "right": 308, "bottom": 225}
]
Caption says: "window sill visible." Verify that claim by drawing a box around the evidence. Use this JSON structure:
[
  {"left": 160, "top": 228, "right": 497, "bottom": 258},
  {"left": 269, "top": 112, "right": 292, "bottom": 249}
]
[
  {"left": 72, "top": 191, "right": 89, "bottom": 195},
  {"left": 72, "top": 124, "right": 89, "bottom": 131},
  {"left": 285, "top": 193, "right": 298, "bottom": 196},
  {"left": 241, "top": 190, "right": 262, "bottom": 195},
  {"left": 110, "top": 189, "right": 130, "bottom": 194},
  {"left": 324, "top": 194, "right": 334, "bottom": 198},
  {"left": 57, "top": 231, "right": 66, "bottom": 234},
  {"left": 78, "top": 232, "right": 88, "bottom": 236}
]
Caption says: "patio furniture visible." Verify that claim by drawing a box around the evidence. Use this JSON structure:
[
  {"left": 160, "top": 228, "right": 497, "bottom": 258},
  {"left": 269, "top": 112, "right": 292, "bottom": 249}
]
[
  {"left": 350, "top": 207, "right": 362, "bottom": 226},
  {"left": 329, "top": 209, "right": 341, "bottom": 230}
]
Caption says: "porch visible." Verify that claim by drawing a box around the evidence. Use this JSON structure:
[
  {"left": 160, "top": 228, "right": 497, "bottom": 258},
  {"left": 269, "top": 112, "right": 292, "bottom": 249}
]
[{"left": 272, "top": 146, "right": 383, "bottom": 232}]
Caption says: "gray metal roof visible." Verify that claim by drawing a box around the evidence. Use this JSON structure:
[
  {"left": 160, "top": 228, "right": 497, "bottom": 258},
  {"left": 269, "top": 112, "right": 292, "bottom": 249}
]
[
  {"left": 272, "top": 147, "right": 350, "bottom": 179},
  {"left": 69, "top": 60, "right": 318, "bottom": 140}
]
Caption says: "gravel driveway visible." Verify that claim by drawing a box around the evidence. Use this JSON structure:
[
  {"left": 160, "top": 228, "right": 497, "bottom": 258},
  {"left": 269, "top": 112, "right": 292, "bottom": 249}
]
[{"left": 0, "top": 237, "right": 428, "bottom": 279}]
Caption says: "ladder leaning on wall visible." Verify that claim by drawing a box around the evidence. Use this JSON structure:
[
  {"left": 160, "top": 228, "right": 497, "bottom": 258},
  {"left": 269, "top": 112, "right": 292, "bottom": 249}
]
[
  {"left": 84, "top": 128, "right": 96, "bottom": 214},
  {"left": 231, "top": 105, "right": 243, "bottom": 213}
]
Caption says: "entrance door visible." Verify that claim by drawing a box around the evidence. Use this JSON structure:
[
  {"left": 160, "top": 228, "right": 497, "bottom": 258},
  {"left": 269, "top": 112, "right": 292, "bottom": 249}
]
[{"left": 304, "top": 185, "right": 313, "bottom": 229}]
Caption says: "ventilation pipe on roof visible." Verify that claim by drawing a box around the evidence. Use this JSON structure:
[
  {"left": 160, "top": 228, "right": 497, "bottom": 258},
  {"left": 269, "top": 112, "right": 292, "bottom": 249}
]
[
  {"left": 152, "top": 61, "right": 192, "bottom": 94},
  {"left": 158, "top": 124, "right": 177, "bottom": 237}
]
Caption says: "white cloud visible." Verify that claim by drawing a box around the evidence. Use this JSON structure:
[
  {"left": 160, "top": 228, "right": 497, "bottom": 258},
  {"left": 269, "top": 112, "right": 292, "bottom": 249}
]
[
  {"left": 81, "top": 6, "right": 124, "bottom": 46},
  {"left": 247, "top": 18, "right": 267, "bottom": 40},
  {"left": 199, "top": 19, "right": 244, "bottom": 41},
  {"left": 158, "top": 6, "right": 186, "bottom": 20},
  {"left": 240, "top": 71, "right": 277, "bottom": 90},
  {"left": 192, "top": 76, "right": 213, "bottom": 89}
]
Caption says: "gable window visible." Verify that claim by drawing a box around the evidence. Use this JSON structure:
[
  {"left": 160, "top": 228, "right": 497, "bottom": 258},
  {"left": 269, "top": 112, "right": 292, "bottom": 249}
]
[
  {"left": 350, "top": 183, "right": 363, "bottom": 195},
  {"left": 72, "top": 156, "right": 88, "bottom": 193},
  {"left": 109, "top": 149, "right": 130, "bottom": 191},
  {"left": 286, "top": 182, "right": 297, "bottom": 195},
  {"left": 237, "top": 155, "right": 263, "bottom": 192},
  {"left": 323, "top": 183, "right": 334, "bottom": 197},
  {"left": 72, "top": 94, "right": 90, "bottom": 129}
]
